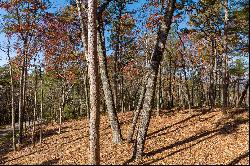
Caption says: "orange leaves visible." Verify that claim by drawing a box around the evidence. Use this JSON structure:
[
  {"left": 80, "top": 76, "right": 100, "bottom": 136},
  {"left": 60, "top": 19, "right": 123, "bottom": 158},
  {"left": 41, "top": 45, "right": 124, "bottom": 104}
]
[
  {"left": 145, "top": 13, "right": 163, "bottom": 30},
  {"left": 119, "top": 13, "right": 136, "bottom": 36},
  {"left": 122, "top": 61, "right": 140, "bottom": 81}
]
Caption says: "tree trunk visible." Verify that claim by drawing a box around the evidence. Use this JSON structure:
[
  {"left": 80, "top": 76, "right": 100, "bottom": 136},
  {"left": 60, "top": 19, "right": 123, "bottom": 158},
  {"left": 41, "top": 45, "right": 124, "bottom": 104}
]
[
  {"left": 97, "top": 18, "right": 123, "bottom": 144},
  {"left": 32, "top": 64, "right": 38, "bottom": 147},
  {"left": 222, "top": 0, "right": 229, "bottom": 108},
  {"left": 7, "top": 40, "right": 16, "bottom": 151},
  {"left": 133, "top": 0, "right": 176, "bottom": 159},
  {"left": 40, "top": 69, "right": 43, "bottom": 143},
  {"left": 157, "top": 63, "right": 162, "bottom": 116},
  {"left": 18, "top": 57, "right": 24, "bottom": 145},
  {"left": 84, "top": 71, "right": 90, "bottom": 119},
  {"left": 127, "top": 78, "right": 147, "bottom": 143},
  {"left": 88, "top": 0, "right": 100, "bottom": 164},
  {"left": 58, "top": 85, "right": 65, "bottom": 134},
  {"left": 237, "top": 79, "right": 249, "bottom": 107}
]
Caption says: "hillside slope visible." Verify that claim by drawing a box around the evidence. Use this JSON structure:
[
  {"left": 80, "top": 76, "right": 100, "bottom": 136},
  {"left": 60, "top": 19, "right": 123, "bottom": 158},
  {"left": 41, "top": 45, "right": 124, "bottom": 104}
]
[{"left": 1, "top": 108, "right": 249, "bottom": 165}]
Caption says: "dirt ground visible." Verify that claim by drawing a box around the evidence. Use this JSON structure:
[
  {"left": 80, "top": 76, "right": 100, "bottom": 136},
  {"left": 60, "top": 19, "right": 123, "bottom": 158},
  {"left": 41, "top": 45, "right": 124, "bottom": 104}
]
[{"left": 0, "top": 107, "right": 249, "bottom": 165}]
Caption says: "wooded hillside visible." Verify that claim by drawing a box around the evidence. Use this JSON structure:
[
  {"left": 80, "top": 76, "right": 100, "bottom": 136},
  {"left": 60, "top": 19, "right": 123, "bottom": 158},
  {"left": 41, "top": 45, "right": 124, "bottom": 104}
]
[{"left": 0, "top": 0, "right": 249, "bottom": 165}]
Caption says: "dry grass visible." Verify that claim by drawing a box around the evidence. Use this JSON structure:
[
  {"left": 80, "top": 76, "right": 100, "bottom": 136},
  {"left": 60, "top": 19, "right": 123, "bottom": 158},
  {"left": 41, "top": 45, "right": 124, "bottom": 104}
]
[{"left": 1, "top": 108, "right": 249, "bottom": 165}]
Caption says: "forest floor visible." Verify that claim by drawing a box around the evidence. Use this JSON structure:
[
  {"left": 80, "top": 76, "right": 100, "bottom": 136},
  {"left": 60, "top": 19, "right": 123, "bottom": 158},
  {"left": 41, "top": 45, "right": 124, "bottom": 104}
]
[{"left": 0, "top": 107, "right": 249, "bottom": 165}]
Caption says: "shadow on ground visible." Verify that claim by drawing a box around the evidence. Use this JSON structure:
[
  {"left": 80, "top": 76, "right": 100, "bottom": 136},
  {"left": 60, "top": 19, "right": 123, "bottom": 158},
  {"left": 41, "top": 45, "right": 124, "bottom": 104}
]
[
  {"left": 124, "top": 107, "right": 249, "bottom": 165},
  {"left": 0, "top": 125, "right": 69, "bottom": 164}
]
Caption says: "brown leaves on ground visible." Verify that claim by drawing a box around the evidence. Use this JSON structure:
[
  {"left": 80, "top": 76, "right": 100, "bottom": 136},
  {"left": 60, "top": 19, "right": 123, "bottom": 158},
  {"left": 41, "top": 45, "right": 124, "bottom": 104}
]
[{"left": 1, "top": 108, "right": 249, "bottom": 165}]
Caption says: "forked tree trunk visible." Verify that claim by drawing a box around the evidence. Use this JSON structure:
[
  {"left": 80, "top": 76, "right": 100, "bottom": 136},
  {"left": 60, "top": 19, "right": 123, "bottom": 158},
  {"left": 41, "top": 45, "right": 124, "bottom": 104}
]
[{"left": 133, "top": 0, "right": 176, "bottom": 159}]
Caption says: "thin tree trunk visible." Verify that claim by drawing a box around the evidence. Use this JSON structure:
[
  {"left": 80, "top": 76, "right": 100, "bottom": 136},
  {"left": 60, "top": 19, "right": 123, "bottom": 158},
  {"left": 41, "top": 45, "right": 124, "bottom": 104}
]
[
  {"left": 7, "top": 40, "right": 16, "bottom": 151},
  {"left": 32, "top": 64, "right": 38, "bottom": 147},
  {"left": 22, "top": 55, "right": 27, "bottom": 139},
  {"left": 58, "top": 85, "right": 65, "bottom": 134},
  {"left": 18, "top": 58, "right": 24, "bottom": 145},
  {"left": 222, "top": 0, "right": 229, "bottom": 108},
  {"left": 157, "top": 63, "right": 162, "bottom": 116},
  {"left": 39, "top": 69, "right": 43, "bottom": 143}
]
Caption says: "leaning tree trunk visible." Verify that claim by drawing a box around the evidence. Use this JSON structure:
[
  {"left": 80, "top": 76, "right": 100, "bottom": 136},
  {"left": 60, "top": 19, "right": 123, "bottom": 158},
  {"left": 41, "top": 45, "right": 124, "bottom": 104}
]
[
  {"left": 237, "top": 79, "right": 249, "bottom": 107},
  {"left": 133, "top": 0, "right": 176, "bottom": 159},
  {"left": 97, "top": 18, "right": 123, "bottom": 144},
  {"left": 87, "top": 0, "right": 101, "bottom": 164},
  {"left": 127, "top": 77, "right": 147, "bottom": 143}
]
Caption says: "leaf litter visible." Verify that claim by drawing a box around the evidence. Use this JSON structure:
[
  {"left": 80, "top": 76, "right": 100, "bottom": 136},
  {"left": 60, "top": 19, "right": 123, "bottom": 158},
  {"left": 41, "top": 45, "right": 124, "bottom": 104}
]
[{"left": 1, "top": 108, "right": 249, "bottom": 165}]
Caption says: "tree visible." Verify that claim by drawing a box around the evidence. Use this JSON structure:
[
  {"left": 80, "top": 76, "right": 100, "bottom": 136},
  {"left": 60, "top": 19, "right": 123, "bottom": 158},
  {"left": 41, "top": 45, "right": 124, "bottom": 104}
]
[
  {"left": 133, "top": 0, "right": 176, "bottom": 159},
  {"left": 87, "top": 0, "right": 100, "bottom": 164}
]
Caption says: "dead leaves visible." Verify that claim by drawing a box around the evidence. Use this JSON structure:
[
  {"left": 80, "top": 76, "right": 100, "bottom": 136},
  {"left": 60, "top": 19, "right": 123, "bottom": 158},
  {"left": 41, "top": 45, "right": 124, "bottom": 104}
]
[{"left": 2, "top": 108, "right": 249, "bottom": 165}]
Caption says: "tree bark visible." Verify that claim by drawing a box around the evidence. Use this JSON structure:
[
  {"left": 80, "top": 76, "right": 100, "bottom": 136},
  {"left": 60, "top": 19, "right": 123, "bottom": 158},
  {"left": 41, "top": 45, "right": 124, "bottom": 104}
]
[
  {"left": 6, "top": 40, "right": 16, "bottom": 151},
  {"left": 18, "top": 57, "right": 24, "bottom": 145},
  {"left": 97, "top": 18, "right": 123, "bottom": 144},
  {"left": 222, "top": 0, "right": 229, "bottom": 108},
  {"left": 39, "top": 68, "right": 43, "bottom": 143},
  {"left": 32, "top": 63, "right": 38, "bottom": 147},
  {"left": 88, "top": 0, "right": 100, "bottom": 164},
  {"left": 127, "top": 77, "right": 147, "bottom": 143},
  {"left": 133, "top": 0, "right": 176, "bottom": 159},
  {"left": 237, "top": 79, "right": 249, "bottom": 107},
  {"left": 58, "top": 85, "right": 65, "bottom": 134},
  {"left": 157, "top": 63, "right": 162, "bottom": 116}
]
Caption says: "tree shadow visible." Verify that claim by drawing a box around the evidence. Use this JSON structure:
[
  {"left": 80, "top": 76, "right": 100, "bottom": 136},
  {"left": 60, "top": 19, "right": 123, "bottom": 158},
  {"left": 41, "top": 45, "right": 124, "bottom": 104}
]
[
  {"left": 124, "top": 107, "right": 248, "bottom": 165},
  {"left": 141, "top": 132, "right": 218, "bottom": 165},
  {"left": 40, "top": 158, "right": 60, "bottom": 165},
  {"left": 145, "top": 115, "right": 248, "bottom": 160},
  {"left": 147, "top": 108, "right": 212, "bottom": 138},
  {"left": 0, "top": 125, "right": 69, "bottom": 164},
  {"left": 146, "top": 129, "right": 217, "bottom": 158},
  {"left": 228, "top": 151, "right": 249, "bottom": 165}
]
